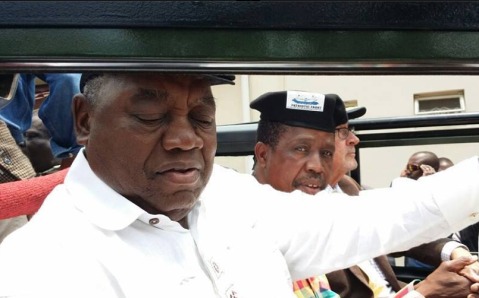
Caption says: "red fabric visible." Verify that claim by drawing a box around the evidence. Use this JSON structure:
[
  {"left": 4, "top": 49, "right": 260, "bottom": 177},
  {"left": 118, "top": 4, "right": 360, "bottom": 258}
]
[{"left": 0, "top": 169, "right": 67, "bottom": 219}]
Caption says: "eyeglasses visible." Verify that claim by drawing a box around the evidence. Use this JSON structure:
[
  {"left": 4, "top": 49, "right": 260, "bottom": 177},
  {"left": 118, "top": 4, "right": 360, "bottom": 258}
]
[
  {"left": 335, "top": 127, "right": 355, "bottom": 140},
  {"left": 407, "top": 164, "right": 421, "bottom": 172}
]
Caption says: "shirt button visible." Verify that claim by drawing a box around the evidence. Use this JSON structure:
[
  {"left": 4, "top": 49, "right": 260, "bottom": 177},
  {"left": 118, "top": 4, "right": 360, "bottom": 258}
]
[
  {"left": 471, "top": 212, "right": 479, "bottom": 218},
  {"left": 3, "top": 157, "right": 12, "bottom": 165},
  {"left": 149, "top": 218, "right": 160, "bottom": 225}
]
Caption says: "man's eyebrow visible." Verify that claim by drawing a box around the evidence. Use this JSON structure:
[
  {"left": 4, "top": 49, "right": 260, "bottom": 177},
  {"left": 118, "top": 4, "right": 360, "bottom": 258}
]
[
  {"left": 131, "top": 88, "right": 215, "bottom": 107},
  {"left": 198, "top": 95, "right": 216, "bottom": 108},
  {"left": 131, "top": 88, "right": 167, "bottom": 103}
]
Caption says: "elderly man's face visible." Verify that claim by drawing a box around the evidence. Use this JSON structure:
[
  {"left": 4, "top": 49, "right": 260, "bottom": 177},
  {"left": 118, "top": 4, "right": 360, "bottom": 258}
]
[
  {"left": 74, "top": 74, "right": 217, "bottom": 224},
  {"left": 332, "top": 123, "right": 360, "bottom": 180},
  {"left": 254, "top": 125, "right": 335, "bottom": 195}
]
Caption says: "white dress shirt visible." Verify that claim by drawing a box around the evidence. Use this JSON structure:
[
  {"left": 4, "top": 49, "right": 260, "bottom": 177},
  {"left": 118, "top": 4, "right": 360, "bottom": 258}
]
[{"left": 1, "top": 150, "right": 479, "bottom": 297}]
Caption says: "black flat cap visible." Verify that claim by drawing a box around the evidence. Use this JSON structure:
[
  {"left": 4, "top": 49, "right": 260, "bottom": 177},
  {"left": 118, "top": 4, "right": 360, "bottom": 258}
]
[
  {"left": 79, "top": 73, "right": 235, "bottom": 93},
  {"left": 250, "top": 91, "right": 347, "bottom": 133}
]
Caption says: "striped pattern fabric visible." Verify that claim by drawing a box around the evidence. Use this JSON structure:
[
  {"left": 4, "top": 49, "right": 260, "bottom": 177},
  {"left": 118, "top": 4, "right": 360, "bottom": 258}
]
[{"left": 293, "top": 275, "right": 341, "bottom": 298}]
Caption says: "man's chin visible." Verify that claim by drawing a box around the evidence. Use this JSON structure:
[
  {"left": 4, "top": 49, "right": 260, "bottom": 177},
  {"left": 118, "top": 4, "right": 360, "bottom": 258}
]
[
  {"left": 296, "top": 186, "right": 321, "bottom": 196},
  {"left": 166, "top": 208, "right": 195, "bottom": 224}
]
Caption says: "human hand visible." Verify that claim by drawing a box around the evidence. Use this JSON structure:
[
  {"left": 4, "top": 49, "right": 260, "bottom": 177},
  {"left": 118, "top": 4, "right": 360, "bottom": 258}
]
[
  {"left": 451, "top": 247, "right": 479, "bottom": 283},
  {"left": 460, "top": 259, "right": 479, "bottom": 284},
  {"left": 420, "top": 164, "right": 436, "bottom": 176},
  {"left": 461, "top": 257, "right": 479, "bottom": 298},
  {"left": 415, "top": 256, "right": 478, "bottom": 298}
]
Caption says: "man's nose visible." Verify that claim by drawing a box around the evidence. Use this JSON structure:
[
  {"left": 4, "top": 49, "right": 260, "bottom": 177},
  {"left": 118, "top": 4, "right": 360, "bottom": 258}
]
[
  {"left": 347, "top": 132, "right": 360, "bottom": 145},
  {"left": 305, "top": 153, "right": 324, "bottom": 173},
  {"left": 162, "top": 117, "right": 203, "bottom": 151}
]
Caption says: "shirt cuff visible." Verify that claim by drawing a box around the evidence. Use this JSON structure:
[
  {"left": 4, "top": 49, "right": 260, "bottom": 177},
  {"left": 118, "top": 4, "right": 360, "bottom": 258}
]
[
  {"left": 395, "top": 280, "right": 422, "bottom": 298},
  {"left": 441, "top": 240, "right": 469, "bottom": 261}
]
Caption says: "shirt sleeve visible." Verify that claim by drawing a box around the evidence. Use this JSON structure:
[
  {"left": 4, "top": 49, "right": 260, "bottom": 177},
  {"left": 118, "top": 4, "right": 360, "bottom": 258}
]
[
  {"left": 251, "top": 157, "right": 479, "bottom": 280},
  {"left": 205, "top": 158, "right": 479, "bottom": 281},
  {"left": 441, "top": 241, "right": 469, "bottom": 261}
]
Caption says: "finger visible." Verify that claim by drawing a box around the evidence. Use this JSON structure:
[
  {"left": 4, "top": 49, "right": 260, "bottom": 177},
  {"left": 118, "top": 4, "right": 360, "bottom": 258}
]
[
  {"left": 471, "top": 282, "right": 479, "bottom": 293},
  {"left": 462, "top": 267, "right": 479, "bottom": 283},
  {"left": 468, "top": 262, "right": 479, "bottom": 273},
  {"left": 449, "top": 256, "right": 478, "bottom": 271},
  {"left": 469, "top": 256, "right": 479, "bottom": 264},
  {"left": 421, "top": 165, "right": 436, "bottom": 174}
]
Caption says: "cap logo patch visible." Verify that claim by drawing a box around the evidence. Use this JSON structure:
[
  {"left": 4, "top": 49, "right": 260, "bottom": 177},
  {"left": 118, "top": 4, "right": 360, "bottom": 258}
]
[{"left": 286, "top": 91, "right": 325, "bottom": 112}]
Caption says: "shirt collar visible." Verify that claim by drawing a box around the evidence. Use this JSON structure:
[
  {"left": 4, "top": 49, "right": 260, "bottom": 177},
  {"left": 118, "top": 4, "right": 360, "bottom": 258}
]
[{"left": 64, "top": 149, "right": 186, "bottom": 232}]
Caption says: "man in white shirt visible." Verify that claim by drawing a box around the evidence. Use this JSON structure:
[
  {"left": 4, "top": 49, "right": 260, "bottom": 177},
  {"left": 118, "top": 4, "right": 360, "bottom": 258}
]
[
  {"left": 1, "top": 73, "right": 479, "bottom": 298},
  {"left": 250, "top": 90, "right": 478, "bottom": 298}
]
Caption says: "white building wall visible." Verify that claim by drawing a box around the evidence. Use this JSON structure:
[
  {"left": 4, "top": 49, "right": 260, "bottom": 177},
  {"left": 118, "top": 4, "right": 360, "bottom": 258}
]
[{"left": 213, "top": 75, "right": 479, "bottom": 189}]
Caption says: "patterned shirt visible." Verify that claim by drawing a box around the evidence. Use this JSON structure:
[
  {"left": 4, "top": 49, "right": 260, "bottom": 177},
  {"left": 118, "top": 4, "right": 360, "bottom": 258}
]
[
  {"left": 293, "top": 275, "right": 341, "bottom": 298},
  {"left": 0, "top": 121, "right": 35, "bottom": 183}
]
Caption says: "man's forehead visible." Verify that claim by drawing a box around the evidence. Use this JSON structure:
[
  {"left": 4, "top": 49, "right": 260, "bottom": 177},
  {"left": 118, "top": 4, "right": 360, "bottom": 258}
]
[
  {"left": 282, "top": 125, "right": 335, "bottom": 141},
  {"left": 100, "top": 73, "right": 212, "bottom": 93},
  {"left": 114, "top": 80, "right": 216, "bottom": 109},
  {"left": 409, "top": 155, "right": 423, "bottom": 163},
  {"left": 81, "top": 72, "right": 234, "bottom": 92}
]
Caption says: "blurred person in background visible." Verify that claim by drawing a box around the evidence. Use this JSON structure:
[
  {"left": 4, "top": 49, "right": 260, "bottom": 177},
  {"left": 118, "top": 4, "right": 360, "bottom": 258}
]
[
  {"left": 438, "top": 157, "right": 454, "bottom": 172},
  {"left": 400, "top": 151, "right": 439, "bottom": 180},
  {"left": 0, "top": 73, "right": 82, "bottom": 169},
  {"left": 0, "top": 74, "right": 37, "bottom": 242},
  {"left": 21, "top": 112, "right": 61, "bottom": 175}
]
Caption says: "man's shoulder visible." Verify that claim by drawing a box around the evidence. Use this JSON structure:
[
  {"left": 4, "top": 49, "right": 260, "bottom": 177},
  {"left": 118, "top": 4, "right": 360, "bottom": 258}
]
[
  {"left": 337, "top": 175, "right": 361, "bottom": 196},
  {"left": 0, "top": 184, "right": 91, "bottom": 268}
]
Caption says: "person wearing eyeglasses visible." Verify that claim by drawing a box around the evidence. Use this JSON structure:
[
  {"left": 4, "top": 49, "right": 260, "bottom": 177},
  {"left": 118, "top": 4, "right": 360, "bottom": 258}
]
[
  {"left": 251, "top": 91, "right": 479, "bottom": 298},
  {"left": 327, "top": 107, "right": 363, "bottom": 193},
  {"left": 327, "top": 107, "right": 479, "bottom": 298},
  {"left": 400, "top": 151, "right": 440, "bottom": 180}
]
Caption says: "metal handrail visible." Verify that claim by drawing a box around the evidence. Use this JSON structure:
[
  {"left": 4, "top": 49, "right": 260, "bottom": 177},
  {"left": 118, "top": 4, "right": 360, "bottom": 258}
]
[{"left": 216, "top": 112, "right": 479, "bottom": 156}]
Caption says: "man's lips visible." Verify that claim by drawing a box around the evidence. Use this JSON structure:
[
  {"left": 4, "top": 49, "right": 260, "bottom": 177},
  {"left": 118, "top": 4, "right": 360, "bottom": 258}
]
[
  {"left": 294, "top": 179, "right": 325, "bottom": 195},
  {"left": 297, "top": 184, "right": 322, "bottom": 195},
  {"left": 156, "top": 163, "right": 202, "bottom": 184},
  {"left": 157, "top": 168, "right": 199, "bottom": 184}
]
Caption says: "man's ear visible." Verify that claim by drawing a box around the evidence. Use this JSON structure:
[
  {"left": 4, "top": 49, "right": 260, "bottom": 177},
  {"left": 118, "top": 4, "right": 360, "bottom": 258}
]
[
  {"left": 254, "top": 142, "right": 269, "bottom": 168},
  {"left": 72, "top": 94, "right": 92, "bottom": 146}
]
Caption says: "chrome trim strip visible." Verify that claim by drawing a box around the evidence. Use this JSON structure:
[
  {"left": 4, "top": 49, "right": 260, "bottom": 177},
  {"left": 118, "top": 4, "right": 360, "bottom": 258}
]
[{"left": 2, "top": 60, "right": 479, "bottom": 74}]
